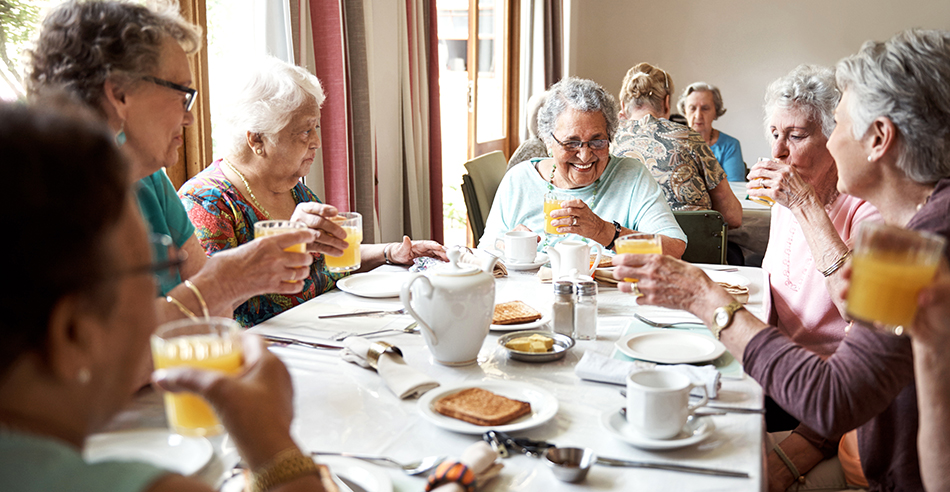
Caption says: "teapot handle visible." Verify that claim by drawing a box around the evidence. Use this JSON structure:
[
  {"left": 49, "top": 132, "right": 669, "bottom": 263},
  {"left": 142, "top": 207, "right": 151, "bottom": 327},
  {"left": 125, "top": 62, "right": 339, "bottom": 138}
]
[
  {"left": 589, "top": 243, "right": 604, "bottom": 277},
  {"left": 400, "top": 274, "right": 438, "bottom": 345}
]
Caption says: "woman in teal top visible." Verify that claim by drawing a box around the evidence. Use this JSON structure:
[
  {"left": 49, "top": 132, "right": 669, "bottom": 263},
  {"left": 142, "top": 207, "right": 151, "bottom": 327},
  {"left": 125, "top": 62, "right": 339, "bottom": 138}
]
[{"left": 678, "top": 82, "right": 747, "bottom": 182}]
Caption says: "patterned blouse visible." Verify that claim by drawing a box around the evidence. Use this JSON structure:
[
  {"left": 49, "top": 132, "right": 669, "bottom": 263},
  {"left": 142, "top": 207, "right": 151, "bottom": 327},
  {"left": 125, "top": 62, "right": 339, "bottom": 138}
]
[
  {"left": 178, "top": 160, "right": 346, "bottom": 327},
  {"left": 611, "top": 114, "right": 726, "bottom": 211}
]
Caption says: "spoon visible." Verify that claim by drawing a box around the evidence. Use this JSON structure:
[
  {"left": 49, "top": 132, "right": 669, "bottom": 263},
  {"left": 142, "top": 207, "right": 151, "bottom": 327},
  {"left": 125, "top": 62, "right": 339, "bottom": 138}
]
[{"left": 311, "top": 452, "right": 444, "bottom": 476}]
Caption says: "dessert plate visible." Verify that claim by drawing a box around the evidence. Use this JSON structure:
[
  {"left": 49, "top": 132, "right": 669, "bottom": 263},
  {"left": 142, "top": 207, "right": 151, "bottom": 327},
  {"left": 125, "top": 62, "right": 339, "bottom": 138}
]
[
  {"left": 615, "top": 331, "right": 726, "bottom": 364},
  {"left": 336, "top": 272, "right": 411, "bottom": 298},
  {"left": 490, "top": 313, "right": 551, "bottom": 332},
  {"left": 418, "top": 380, "right": 558, "bottom": 434}
]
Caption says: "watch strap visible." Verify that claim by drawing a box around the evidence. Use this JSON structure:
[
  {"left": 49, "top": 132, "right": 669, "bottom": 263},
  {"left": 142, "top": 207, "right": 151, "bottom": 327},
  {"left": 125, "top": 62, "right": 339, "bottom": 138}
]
[{"left": 605, "top": 221, "right": 623, "bottom": 250}]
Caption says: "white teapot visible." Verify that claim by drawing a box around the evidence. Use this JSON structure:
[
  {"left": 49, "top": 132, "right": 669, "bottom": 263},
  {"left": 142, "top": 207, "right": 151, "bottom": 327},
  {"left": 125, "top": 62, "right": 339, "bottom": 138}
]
[
  {"left": 547, "top": 240, "right": 602, "bottom": 280},
  {"left": 400, "top": 247, "right": 497, "bottom": 366}
]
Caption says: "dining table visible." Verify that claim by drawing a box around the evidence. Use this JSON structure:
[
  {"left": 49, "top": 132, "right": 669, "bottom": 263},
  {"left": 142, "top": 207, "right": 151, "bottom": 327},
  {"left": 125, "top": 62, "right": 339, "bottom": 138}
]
[
  {"left": 100, "top": 259, "right": 772, "bottom": 492},
  {"left": 728, "top": 181, "right": 772, "bottom": 265}
]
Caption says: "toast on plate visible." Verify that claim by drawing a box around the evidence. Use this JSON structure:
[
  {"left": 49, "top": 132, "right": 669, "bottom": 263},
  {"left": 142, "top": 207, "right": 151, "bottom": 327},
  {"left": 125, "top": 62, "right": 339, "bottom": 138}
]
[
  {"left": 492, "top": 300, "right": 543, "bottom": 325},
  {"left": 433, "top": 387, "right": 532, "bottom": 426}
]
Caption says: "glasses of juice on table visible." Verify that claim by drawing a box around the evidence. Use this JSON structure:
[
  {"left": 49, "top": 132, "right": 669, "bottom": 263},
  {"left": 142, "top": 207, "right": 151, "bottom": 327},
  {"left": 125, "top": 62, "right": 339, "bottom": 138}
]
[
  {"left": 544, "top": 193, "right": 567, "bottom": 235},
  {"left": 614, "top": 233, "right": 662, "bottom": 286},
  {"left": 747, "top": 158, "right": 777, "bottom": 207},
  {"left": 325, "top": 212, "right": 362, "bottom": 273},
  {"left": 846, "top": 221, "right": 946, "bottom": 335},
  {"left": 151, "top": 317, "right": 243, "bottom": 436},
  {"left": 254, "top": 220, "right": 308, "bottom": 253}
]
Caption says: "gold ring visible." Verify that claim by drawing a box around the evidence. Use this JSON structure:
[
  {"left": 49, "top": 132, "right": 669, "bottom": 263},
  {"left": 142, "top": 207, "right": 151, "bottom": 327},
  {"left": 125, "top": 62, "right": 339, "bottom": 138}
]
[
  {"left": 632, "top": 282, "right": 642, "bottom": 297},
  {"left": 572, "top": 216, "right": 578, "bottom": 226}
]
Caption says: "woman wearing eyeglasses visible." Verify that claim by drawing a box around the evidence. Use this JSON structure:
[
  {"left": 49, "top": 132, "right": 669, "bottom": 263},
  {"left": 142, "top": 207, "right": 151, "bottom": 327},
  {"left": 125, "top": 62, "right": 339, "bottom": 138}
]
[
  {"left": 27, "top": 1, "right": 316, "bottom": 326},
  {"left": 612, "top": 63, "right": 742, "bottom": 231},
  {"left": 479, "top": 76, "right": 686, "bottom": 257}
]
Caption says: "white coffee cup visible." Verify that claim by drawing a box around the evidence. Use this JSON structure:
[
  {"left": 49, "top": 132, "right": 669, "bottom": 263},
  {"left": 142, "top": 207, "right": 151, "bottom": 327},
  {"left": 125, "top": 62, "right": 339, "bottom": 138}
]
[
  {"left": 498, "top": 231, "right": 538, "bottom": 263},
  {"left": 626, "top": 369, "right": 708, "bottom": 440}
]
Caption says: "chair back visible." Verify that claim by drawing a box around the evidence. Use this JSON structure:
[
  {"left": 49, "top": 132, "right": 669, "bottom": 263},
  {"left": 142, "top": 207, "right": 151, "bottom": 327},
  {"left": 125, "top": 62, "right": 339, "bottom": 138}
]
[
  {"left": 461, "top": 151, "right": 508, "bottom": 241},
  {"left": 673, "top": 210, "right": 728, "bottom": 264}
]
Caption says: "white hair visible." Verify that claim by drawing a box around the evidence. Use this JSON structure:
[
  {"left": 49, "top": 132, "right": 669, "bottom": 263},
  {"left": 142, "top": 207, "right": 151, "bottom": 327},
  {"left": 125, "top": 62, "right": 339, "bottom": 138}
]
[
  {"left": 221, "top": 56, "right": 325, "bottom": 156},
  {"left": 836, "top": 29, "right": 950, "bottom": 183},
  {"left": 537, "top": 77, "right": 619, "bottom": 146},
  {"left": 763, "top": 64, "right": 839, "bottom": 139}
]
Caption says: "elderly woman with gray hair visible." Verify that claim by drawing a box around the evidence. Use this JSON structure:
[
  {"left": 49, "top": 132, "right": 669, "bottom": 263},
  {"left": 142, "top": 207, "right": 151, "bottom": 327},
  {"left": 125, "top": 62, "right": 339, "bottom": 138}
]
[
  {"left": 179, "top": 57, "right": 444, "bottom": 326},
  {"left": 613, "top": 29, "right": 950, "bottom": 491},
  {"left": 479, "top": 76, "right": 686, "bottom": 257},
  {"left": 678, "top": 82, "right": 746, "bottom": 181}
]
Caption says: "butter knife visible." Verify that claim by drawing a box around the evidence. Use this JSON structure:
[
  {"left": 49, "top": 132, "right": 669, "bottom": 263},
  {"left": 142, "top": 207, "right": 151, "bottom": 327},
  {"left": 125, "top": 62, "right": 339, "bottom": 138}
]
[
  {"left": 318, "top": 308, "right": 406, "bottom": 319},
  {"left": 262, "top": 334, "right": 343, "bottom": 350},
  {"left": 596, "top": 456, "right": 749, "bottom": 478}
]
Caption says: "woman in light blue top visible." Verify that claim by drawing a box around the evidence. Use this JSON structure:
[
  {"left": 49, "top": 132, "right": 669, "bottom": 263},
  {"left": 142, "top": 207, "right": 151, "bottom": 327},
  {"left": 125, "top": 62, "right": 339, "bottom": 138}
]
[
  {"left": 479, "top": 76, "right": 686, "bottom": 257},
  {"left": 679, "top": 82, "right": 747, "bottom": 182}
]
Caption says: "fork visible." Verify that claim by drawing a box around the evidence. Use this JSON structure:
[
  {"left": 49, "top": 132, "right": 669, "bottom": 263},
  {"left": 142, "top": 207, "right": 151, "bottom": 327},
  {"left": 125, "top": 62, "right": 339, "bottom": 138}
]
[
  {"left": 634, "top": 313, "right": 703, "bottom": 329},
  {"left": 310, "top": 452, "right": 444, "bottom": 476},
  {"left": 335, "top": 321, "right": 420, "bottom": 341}
]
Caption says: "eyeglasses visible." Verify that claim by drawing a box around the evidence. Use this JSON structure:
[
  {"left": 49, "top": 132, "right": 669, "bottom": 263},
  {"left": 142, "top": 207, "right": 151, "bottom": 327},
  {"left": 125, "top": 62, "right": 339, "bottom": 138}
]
[
  {"left": 551, "top": 133, "right": 609, "bottom": 151},
  {"left": 142, "top": 76, "right": 197, "bottom": 111}
]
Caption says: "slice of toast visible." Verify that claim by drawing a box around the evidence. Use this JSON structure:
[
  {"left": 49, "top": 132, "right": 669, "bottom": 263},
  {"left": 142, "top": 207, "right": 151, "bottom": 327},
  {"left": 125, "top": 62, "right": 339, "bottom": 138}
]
[
  {"left": 492, "top": 301, "right": 543, "bottom": 325},
  {"left": 433, "top": 387, "right": 532, "bottom": 426}
]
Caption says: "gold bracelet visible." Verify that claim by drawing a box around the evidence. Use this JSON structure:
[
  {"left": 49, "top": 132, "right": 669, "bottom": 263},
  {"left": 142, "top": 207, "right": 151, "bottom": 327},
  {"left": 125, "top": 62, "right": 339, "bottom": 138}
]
[
  {"left": 165, "top": 295, "right": 198, "bottom": 320},
  {"left": 820, "top": 250, "right": 852, "bottom": 277},
  {"left": 249, "top": 447, "right": 322, "bottom": 492},
  {"left": 183, "top": 280, "right": 210, "bottom": 319}
]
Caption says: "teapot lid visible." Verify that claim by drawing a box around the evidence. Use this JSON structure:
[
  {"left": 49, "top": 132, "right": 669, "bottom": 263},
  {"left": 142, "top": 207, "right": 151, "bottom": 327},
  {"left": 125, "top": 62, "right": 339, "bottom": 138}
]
[{"left": 434, "top": 247, "right": 482, "bottom": 277}]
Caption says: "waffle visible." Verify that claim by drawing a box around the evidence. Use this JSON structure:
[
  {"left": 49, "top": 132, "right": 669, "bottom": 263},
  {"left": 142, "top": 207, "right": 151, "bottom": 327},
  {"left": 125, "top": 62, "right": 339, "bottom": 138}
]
[
  {"left": 433, "top": 387, "right": 532, "bottom": 426},
  {"left": 717, "top": 282, "right": 750, "bottom": 304},
  {"left": 492, "top": 301, "right": 543, "bottom": 325}
]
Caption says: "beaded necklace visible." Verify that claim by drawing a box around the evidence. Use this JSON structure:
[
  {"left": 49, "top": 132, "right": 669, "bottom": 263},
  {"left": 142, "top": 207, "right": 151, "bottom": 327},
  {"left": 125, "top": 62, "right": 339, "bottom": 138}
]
[{"left": 223, "top": 157, "right": 271, "bottom": 219}]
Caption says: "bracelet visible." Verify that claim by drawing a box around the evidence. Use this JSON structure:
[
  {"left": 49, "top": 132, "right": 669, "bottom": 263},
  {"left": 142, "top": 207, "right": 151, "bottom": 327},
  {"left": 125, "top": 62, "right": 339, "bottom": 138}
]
[
  {"left": 383, "top": 243, "right": 396, "bottom": 265},
  {"left": 820, "top": 250, "right": 852, "bottom": 277},
  {"left": 165, "top": 295, "right": 198, "bottom": 320},
  {"left": 771, "top": 440, "right": 806, "bottom": 485},
  {"left": 605, "top": 221, "right": 622, "bottom": 250},
  {"left": 183, "top": 280, "right": 210, "bottom": 319},
  {"left": 425, "top": 460, "right": 476, "bottom": 492},
  {"left": 250, "top": 447, "right": 322, "bottom": 492}
]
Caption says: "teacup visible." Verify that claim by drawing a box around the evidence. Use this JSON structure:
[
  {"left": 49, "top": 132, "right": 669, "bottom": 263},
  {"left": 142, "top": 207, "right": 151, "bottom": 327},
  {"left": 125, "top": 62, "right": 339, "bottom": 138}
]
[
  {"left": 626, "top": 369, "right": 708, "bottom": 440},
  {"left": 495, "top": 230, "right": 538, "bottom": 263}
]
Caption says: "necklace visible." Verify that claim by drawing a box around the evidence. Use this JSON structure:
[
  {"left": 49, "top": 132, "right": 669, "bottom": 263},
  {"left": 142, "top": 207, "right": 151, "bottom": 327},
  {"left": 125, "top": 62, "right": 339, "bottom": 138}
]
[{"left": 223, "top": 157, "right": 271, "bottom": 219}]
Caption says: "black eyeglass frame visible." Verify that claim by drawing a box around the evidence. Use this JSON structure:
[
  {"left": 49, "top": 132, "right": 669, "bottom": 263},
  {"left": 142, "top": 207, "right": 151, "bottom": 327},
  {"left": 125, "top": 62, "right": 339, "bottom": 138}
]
[
  {"left": 112, "top": 234, "right": 187, "bottom": 281},
  {"left": 141, "top": 76, "right": 197, "bottom": 111},
  {"left": 550, "top": 133, "right": 610, "bottom": 151}
]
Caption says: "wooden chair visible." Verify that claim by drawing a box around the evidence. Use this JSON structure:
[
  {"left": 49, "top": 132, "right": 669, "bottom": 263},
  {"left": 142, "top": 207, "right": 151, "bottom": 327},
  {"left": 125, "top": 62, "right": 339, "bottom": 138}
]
[
  {"left": 673, "top": 210, "right": 728, "bottom": 264},
  {"left": 460, "top": 151, "right": 508, "bottom": 241}
]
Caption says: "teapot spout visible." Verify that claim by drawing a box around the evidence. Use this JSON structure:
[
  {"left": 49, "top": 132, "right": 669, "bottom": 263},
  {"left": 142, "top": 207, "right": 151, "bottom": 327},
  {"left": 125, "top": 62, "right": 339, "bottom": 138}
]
[{"left": 482, "top": 254, "right": 499, "bottom": 274}]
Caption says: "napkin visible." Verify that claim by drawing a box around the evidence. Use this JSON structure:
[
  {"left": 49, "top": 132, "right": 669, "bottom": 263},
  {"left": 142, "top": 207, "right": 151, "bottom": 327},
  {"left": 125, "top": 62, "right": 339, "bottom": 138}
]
[
  {"left": 411, "top": 250, "right": 507, "bottom": 278},
  {"left": 341, "top": 337, "right": 440, "bottom": 399},
  {"left": 428, "top": 441, "right": 503, "bottom": 492},
  {"left": 574, "top": 351, "right": 721, "bottom": 398}
]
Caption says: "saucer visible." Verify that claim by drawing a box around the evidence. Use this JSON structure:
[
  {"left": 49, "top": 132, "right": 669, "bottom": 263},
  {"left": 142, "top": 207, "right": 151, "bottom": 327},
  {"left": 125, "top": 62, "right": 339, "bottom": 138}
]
[
  {"left": 503, "top": 252, "right": 549, "bottom": 271},
  {"left": 600, "top": 407, "right": 715, "bottom": 450}
]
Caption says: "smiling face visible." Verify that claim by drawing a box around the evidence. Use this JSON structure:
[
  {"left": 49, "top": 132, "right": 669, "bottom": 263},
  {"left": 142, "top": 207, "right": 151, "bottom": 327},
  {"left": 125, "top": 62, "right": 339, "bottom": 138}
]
[
  {"left": 121, "top": 36, "right": 195, "bottom": 180},
  {"left": 683, "top": 90, "right": 717, "bottom": 138},
  {"left": 262, "top": 97, "right": 322, "bottom": 189},
  {"left": 767, "top": 106, "right": 837, "bottom": 189},
  {"left": 548, "top": 108, "right": 610, "bottom": 189}
]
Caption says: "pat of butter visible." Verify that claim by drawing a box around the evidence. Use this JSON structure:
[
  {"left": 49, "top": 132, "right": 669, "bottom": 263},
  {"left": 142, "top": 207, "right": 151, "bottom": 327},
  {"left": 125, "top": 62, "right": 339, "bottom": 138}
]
[{"left": 506, "top": 334, "right": 554, "bottom": 353}]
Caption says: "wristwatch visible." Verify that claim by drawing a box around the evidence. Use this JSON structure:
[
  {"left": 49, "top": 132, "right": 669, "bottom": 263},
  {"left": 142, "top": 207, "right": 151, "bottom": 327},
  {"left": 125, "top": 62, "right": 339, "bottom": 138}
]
[
  {"left": 605, "top": 221, "right": 623, "bottom": 250},
  {"left": 711, "top": 300, "right": 744, "bottom": 339}
]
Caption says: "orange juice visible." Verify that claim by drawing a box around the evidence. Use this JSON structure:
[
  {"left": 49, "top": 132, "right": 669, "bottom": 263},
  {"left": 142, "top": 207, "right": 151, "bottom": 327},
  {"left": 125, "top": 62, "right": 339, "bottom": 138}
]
[
  {"left": 747, "top": 179, "right": 776, "bottom": 206},
  {"left": 151, "top": 323, "right": 243, "bottom": 436},
  {"left": 325, "top": 226, "right": 363, "bottom": 272},
  {"left": 254, "top": 220, "right": 307, "bottom": 253},
  {"left": 846, "top": 253, "right": 939, "bottom": 328},
  {"left": 544, "top": 195, "right": 563, "bottom": 235},
  {"left": 615, "top": 234, "right": 662, "bottom": 285}
]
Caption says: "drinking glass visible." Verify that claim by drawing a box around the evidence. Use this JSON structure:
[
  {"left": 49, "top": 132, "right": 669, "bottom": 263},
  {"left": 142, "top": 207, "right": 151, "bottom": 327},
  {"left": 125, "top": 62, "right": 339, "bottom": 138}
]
[
  {"left": 254, "top": 220, "right": 308, "bottom": 253},
  {"left": 615, "top": 233, "right": 662, "bottom": 286},
  {"left": 151, "top": 317, "right": 244, "bottom": 436},
  {"left": 544, "top": 193, "right": 567, "bottom": 235},
  {"left": 747, "top": 158, "right": 776, "bottom": 206},
  {"left": 846, "top": 221, "right": 946, "bottom": 335},
  {"left": 325, "top": 212, "right": 363, "bottom": 272}
]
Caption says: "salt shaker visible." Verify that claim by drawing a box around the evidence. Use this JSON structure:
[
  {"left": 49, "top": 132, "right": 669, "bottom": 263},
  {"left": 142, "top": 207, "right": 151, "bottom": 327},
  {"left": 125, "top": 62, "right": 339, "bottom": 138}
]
[
  {"left": 552, "top": 281, "right": 575, "bottom": 336},
  {"left": 573, "top": 281, "right": 597, "bottom": 340}
]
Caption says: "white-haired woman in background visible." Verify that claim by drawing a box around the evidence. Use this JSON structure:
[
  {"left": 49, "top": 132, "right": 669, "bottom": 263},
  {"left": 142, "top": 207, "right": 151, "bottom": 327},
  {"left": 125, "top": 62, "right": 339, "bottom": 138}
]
[
  {"left": 179, "top": 57, "right": 444, "bottom": 326},
  {"left": 678, "top": 82, "right": 746, "bottom": 181}
]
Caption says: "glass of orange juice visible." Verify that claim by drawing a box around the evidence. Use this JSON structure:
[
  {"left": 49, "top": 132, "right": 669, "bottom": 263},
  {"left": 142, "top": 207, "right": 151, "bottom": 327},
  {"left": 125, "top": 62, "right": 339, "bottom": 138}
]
[
  {"left": 846, "top": 221, "right": 946, "bottom": 335},
  {"left": 254, "top": 220, "right": 308, "bottom": 253},
  {"left": 151, "top": 317, "right": 243, "bottom": 436},
  {"left": 747, "top": 158, "right": 776, "bottom": 206},
  {"left": 544, "top": 193, "right": 567, "bottom": 235},
  {"left": 615, "top": 233, "right": 663, "bottom": 289},
  {"left": 325, "top": 212, "right": 362, "bottom": 273}
]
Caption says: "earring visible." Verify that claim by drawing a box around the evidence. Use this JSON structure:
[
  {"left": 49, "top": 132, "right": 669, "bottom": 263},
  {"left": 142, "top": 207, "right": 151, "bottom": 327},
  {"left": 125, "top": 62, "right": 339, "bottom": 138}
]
[
  {"left": 77, "top": 367, "right": 91, "bottom": 385},
  {"left": 255, "top": 148, "right": 263, "bottom": 156},
  {"left": 867, "top": 156, "right": 872, "bottom": 162},
  {"left": 115, "top": 123, "right": 127, "bottom": 147}
]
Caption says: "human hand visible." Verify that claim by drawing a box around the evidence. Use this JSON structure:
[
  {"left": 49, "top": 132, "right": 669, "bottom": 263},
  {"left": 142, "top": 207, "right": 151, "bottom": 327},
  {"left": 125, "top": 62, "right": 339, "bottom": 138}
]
[
  {"left": 290, "top": 202, "right": 348, "bottom": 257},
  {"left": 389, "top": 235, "right": 449, "bottom": 264},
  {"left": 613, "top": 253, "right": 729, "bottom": 316},
  {"left": 152, "top": 333, "right": 296, "bottom": 469},
  {"left": 208, "top": 229, "right": 316, "bottom": 299},
  {"left": 747, "top": 158, "right": 817, "bottom": 211},
  {"left": 549, "top": 198, "right": 611, "bottom": 242}
]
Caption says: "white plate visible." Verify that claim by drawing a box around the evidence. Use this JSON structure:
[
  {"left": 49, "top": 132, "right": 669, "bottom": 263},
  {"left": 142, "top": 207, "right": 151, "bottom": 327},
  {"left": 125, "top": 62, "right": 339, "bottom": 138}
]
[
  {"left": 702, "top": 269, "right": 751, "bottom": 287},
  {"left": 221, "top": 456, "right": 393, "bottom": 492},
  {"left": 418, "top": 380, "right": 559, "bottom": 434},
  {"left": 601, "top": 407, "right": 715, "bottom": 450},
  {"left": 83, "top": 429, "right": 213, "bottom": 476},
  {"left": 615, "top": 331, "right": 726, "bottom": 364},
  {"left": 502, "top": 252, "right": 549, "bottom": 271},
  {"left": 491, "top": 313, "right": 552, "bottom": 332},
  {"left": 336, "top": 272, "right": 411, "bottom": 298}
]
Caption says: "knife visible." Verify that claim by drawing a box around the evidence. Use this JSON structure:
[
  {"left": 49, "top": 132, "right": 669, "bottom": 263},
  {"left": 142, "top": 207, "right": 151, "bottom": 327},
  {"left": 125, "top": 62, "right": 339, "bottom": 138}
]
[
  {"left": 318, "top": 309, "right": 405, "bottom": 319},
  {"left": 596, "top": 456, "right": 749, "bottom": 478},
  {"left": 261, "top": 334, "right": 343, "bottom": 350}
]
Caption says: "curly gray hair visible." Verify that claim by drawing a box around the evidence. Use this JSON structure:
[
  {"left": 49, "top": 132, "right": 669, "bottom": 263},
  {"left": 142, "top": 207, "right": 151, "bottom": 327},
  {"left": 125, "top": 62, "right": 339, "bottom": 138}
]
[
  {"left": 537, "top": 77, "right": 619, "bottom": 146},
  {"left": 221, "top": 56, "right": 326, "bottom": 156},
  {"left": 677, "top": 82, "right": 727, "bottom": 119},
  {"left": 836, "top": 29, "right": 950, "bottom": 183},
  {"left": 763, "top": 64, "right": 839, "bottom": 139},
  {"left": 27, "top": 0, "right": 201, "bottom": 114}
]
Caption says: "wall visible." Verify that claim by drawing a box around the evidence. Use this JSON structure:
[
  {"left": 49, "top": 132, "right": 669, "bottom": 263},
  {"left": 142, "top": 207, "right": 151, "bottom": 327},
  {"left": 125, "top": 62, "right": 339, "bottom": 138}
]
[{"left": 567, "top": 0, "right": 950, "bottom": 168}]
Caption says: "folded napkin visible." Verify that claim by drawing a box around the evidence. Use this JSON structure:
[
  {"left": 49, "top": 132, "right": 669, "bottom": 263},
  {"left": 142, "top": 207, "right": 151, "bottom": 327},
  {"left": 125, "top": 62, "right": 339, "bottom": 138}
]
[
  {"left": 574, "top": 351, "right": 721, "bottom": 398},
  {"left": 593, "top": 268, "right": 619, "bottom": 286},
  {"left": 411, "top": 250, "right": 507, "bottom": 278},
  {"left": 428, "top": 441, "right": 503, "bottom": 492},
  {"left": 341, "top": 337, "right": 439, "bottom": 399}
]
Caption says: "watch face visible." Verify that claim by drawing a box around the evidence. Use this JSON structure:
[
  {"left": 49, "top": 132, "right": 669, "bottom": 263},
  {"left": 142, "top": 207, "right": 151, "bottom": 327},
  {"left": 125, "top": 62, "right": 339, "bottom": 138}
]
[{"left": 715, "top": 310, "right": 729, "bottom": 327}]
